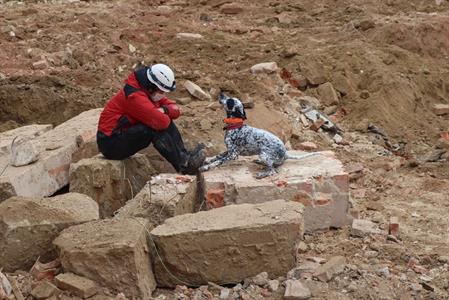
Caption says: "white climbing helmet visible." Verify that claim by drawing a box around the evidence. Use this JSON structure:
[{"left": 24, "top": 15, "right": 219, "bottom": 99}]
[{"left": 146, "top": 63, "right": 176, "bottom": 92}]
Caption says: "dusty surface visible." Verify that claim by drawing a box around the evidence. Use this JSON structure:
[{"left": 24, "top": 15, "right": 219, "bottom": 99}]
[{"left": 1, "top": 0, "right": 449, "bottom": 298}]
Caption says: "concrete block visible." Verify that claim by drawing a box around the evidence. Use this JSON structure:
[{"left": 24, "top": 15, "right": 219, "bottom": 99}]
[
  {"left": 433, "top": 103, "right": 449, "bottom": 115},
  {"left": 115, "top": 174, "right": 197, "bottom": 228},
  {"left": 201, "top": 150, "right": 350, "bottom": 232},
  {"left": 0, "top": 193, "right": 99, "bottom": 272},
  {"left": 0, "top": 109, "right": 101, "bottom": 202},
  {"left": 53, "top": 218, "right": 155, "bottom": 300},
  {"left": 69, "top": 154, "right": 156, "bottom": 218},
  {"left": 54, "top": 273, "right": 98, "bottom": 298},
  {"left": 151, "top": 199, "right": 304, "bottom": 287}
]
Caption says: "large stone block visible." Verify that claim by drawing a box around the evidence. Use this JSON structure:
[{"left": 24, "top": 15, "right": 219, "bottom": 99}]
[
  {"left": 53, "top": 218, "right": 155, "bottom": 300},
  {"left": 151, "top": 200, "right": 304, "bottom": 287},
  {"left": 0, "top": 193, "right": 99, "bottom": 272},
  {"left": 0, "top": 109, "right": 101, "bottom": 202},
  {"left": 115, "top": 174, "right": 197, "bottom": 228},
  {"left": 201, "top": 151, "right": 350, "bottom": 232},
  {"left": 69, "top": 154, "right": 156, "bottom": 218}
]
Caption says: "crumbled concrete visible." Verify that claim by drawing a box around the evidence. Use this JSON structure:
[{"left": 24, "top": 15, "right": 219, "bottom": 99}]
[
  {"left": 54, "top": 218, "right": 155, "bottom": 300},
  {"left": 0, "top": 193, "right": 99, "bottom": 272},
  {"left": 115, "top": 174, "right": 197, "bottom": 228},
  {"left": 351, "top": 219, "right": 384, "bottom": 237},
  {"left": 201, "top": 150, "right": 350, "bottom": 232},
  {"left": 69, "top": 154, "right": 156, "bottom": 217},
  {"left": 0, "top": 109, "right": 101, "bottom": 202},
  {"left": 151, "top": 199, "right": 304, "bottom": 287},
  {"left": 313, "top": 256, "right": 346, "bottom": 282},
  {"left": 55, "top": 273, "right": 98, "bottom": 299}
]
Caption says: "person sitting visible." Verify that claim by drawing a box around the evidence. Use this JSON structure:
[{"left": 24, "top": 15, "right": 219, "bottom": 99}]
[{"left": 96, "top": 63, "right": 204, "bottom": 174}]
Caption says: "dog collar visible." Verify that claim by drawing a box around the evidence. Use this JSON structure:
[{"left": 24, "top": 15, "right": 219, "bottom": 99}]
[{"left": 223, "top": 118, "right": 244, "bottom": 130}]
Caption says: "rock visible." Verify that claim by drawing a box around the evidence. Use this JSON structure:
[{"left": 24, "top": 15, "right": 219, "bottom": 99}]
[
  {"left": 184, "top": 80, "right": 211, "bottom": 101},
  {"left": 0, "top": 193, "right": 99, "bottom": 272},
  {"left": 30, "top": 281, "right": 61, "bottom": 300},
  {"left": 201, "top": 151, "right": 350, "bottom": 232},
  {"left": 313, "top": 256, "right": 346, "bottom": 282},
  {"left": 54, "top": 218, "right": 155, "bottom": 300},
  {"left": 0, "top": 109, "right": 101, "bottom": 202},
  {"left": 10, "top": 138, "right": 40, "bottom": 166},
  {"left": 296, "top": 241, "right": 308, "bottom": 253},
  {"left": 32, "top": 60, "right": 49, "bottom": 70},
  {"left": 176, "top": 33, "right": 203, "bottom": 39},
  {"left": 267, "top": 280, "right": 280, "bottom": 292},
  {"left": 69, "top": 154, "right": 155, "bottom": 218},
  {"left": 220, "top": 3, "right": 244, "bottom": 14},
  {"left": 251, "top": 272, "right": 269, "bottom": 286},
  {"left": 287, "top": 262, "right": 320, "bottom": 280},
  {"left": 351, "top": 219, "right": 384, "bottom": 237},
  {"left": 297, "top": 96, "right": 321, "bottom": 108},
  {"left": 317, "top": 82, "right": 339, "bottom": 106},
  {"left": 55, "top": 273, "right": 98, "bottom": 299},
  {"left": 0, "top": 124, "right": 52, "bottom": 156},
  {"left": 433, "top": 103, "right": 449, "bottom": 115},
  {"left": 115, "top": 174, "right": 197, "bottom": 228},
  {"left": 284, "top": 280, "right": 311, "bottom": 300},
  {"left": 176, "top": 97, "right": 192, "bottom": 105},
  {"left": 250, "top": 62, "right": 278, "bottom": 74},
  {"left": 297, "top": 142, "right": 317, "bottom": 151},
  {"left": 220, "top": 288, "right": 230, "bottom": 299},
  {"left": 151, "top": 200, "right": 304, "bottom": 287}
]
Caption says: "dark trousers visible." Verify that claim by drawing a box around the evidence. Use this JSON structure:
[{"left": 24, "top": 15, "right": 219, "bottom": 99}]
[{"left": 97, "top": 122, "right": 188, "bottom": 172}]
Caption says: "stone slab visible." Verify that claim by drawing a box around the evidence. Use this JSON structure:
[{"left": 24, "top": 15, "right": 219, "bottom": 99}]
[
  {"left": 0, "top": 193, "right": 99, "bottom": 272},
  {"left": 69, "top": 154, "right": 156, "bottom": 218},
  {"left": 201, "top": 151, "right": 350, "bottom": 232},
  {"left": 53, "top": 218, "right": 155, "bottom": 300},
  {"left": 0, "top": 109, "right": 102, "bottom": 202},
  {"left": 115, "top": 174, "right": 197, "bottom": 228},
  {"left": 151, "top": 199, "right": 304, "bottom": 287}
]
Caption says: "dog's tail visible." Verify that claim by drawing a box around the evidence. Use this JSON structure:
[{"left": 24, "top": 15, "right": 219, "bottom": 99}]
[{"left": 285, "top": 152, "right": 322, "bottom": 160}]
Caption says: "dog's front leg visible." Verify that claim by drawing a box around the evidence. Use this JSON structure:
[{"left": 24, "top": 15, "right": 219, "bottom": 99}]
[{"left": 199, "top": 150, "right": 238, "bottom": 172}]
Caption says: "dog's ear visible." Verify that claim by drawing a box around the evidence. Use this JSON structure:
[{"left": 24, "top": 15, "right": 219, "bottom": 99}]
[{"left": 219, "top": 90, "right": 228, "bottom": 104}]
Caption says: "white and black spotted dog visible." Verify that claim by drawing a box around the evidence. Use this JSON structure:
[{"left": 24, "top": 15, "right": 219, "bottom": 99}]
[{"left": 199, "top": 92, "right": 319, "bottom": 178}]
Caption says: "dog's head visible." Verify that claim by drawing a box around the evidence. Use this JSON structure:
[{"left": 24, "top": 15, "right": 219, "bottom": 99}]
[{"left": 218, "top": 91, "right": 247, "bottom": 120}]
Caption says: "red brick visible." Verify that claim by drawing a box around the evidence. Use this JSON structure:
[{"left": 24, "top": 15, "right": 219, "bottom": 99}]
[
  {"left": 310, "top": 119, "right": 325, "bottom": 131},
  {"left": 206, "top": 189, "right": 225, "bottom": 209},
  {"left": 389, "top": 216, "right": 399, "bottom": 237}
]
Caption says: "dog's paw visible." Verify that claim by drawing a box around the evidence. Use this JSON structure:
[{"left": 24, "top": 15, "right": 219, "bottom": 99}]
[
  {"left": 198, "top": 165, "right": 208, "bottom": 172},
  {"left": 252, "top": 159, "right": 266, "bottom": 166}
]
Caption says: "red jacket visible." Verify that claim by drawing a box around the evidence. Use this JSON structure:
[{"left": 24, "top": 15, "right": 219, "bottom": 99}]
[{"left": 98, "top": 72, "right": 180, "bottom": 136}]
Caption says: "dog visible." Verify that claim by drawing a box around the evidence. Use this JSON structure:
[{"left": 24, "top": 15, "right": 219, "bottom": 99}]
[{"left": 199, "top": 92, "right": 320, "bottom": 178}]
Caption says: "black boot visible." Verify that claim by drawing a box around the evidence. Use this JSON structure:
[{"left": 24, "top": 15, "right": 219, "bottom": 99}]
[{"left": 180, "top": 143, "right": 206, "bottom": 175}]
